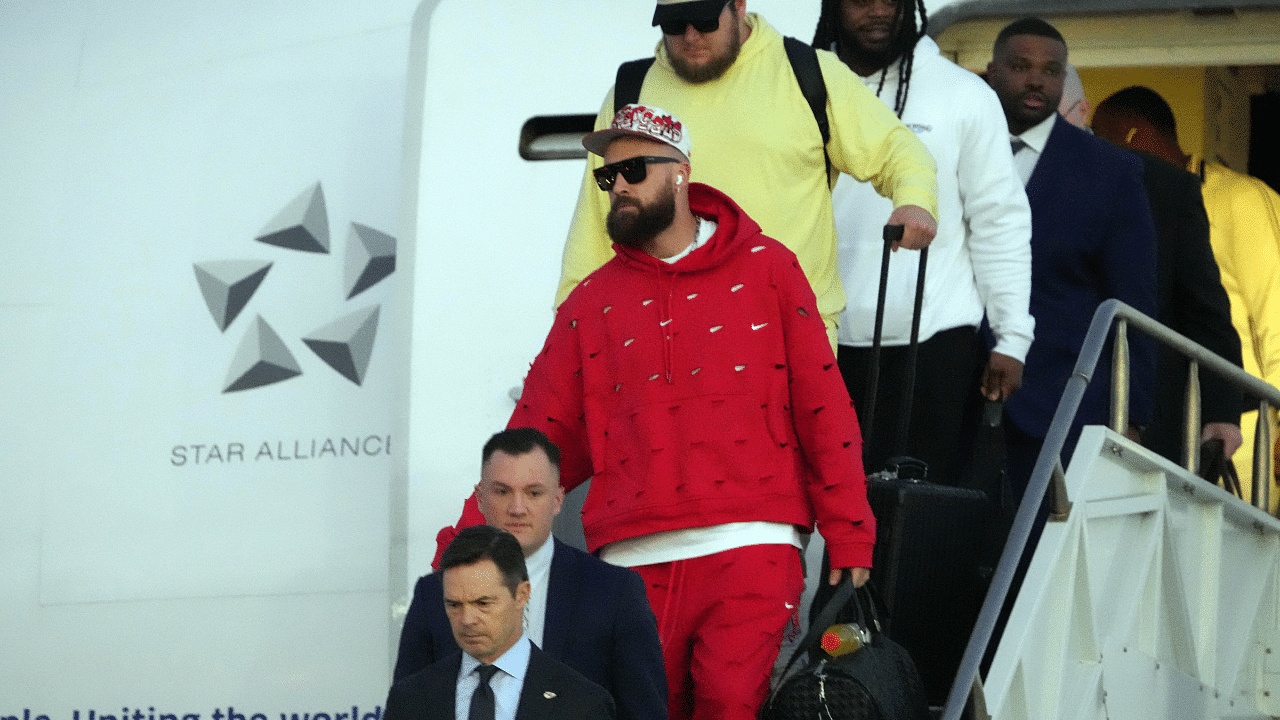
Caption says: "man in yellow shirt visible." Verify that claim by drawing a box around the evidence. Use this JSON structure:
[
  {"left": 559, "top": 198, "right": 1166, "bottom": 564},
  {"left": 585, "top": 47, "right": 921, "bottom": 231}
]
[
  {"left": 558, "top": 0, "right": 939, "bottom": 346},
  {"left": 1194, "top": 159, "right": 1280, "bottom": 513}
]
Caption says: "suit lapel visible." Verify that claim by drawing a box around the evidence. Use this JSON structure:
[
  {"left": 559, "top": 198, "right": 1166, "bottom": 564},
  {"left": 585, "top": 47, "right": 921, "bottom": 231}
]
[
  {"left": 426, "top": 654, "right": 461, "bottom": 720},
  {"left": 540, "top": 540, "right": 576, "bottom": 658},
  {"left": 515, "top": 647, "right": 555, "bottom": 720}
]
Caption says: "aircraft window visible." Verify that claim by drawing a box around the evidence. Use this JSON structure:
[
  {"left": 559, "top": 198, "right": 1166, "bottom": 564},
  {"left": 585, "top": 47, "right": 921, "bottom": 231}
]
[
  {"left": 1190, "top": 7, "right": 1235, "bottom": 17},
  {"left": 519, "top": 115, "right": 595, "bottom": 161}
]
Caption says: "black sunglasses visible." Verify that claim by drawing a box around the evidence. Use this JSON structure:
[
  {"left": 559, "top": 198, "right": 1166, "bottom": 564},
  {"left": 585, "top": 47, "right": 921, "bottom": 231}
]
[
  {"left": 659, "top": 1, "right": 731, "bottom": 35},
  {"left": 593, "top": 156, "right": 680, "bottom": 191}
]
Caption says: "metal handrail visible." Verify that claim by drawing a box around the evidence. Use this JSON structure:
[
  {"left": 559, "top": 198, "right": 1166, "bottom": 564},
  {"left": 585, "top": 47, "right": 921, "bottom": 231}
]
[{"left": 942, "top": 299, "right": 1280, "bottom": 720}]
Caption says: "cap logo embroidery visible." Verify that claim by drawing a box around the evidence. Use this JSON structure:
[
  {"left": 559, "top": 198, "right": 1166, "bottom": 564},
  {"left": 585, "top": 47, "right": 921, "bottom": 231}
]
[{"left": 617, "top": 105, "right": 684, "bottom": 147}]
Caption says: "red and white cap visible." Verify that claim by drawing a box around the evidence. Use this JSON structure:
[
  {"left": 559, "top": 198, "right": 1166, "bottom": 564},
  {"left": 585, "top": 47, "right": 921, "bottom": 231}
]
[{"left": 582, "top": 104, "right": 691, "bottom": 161}]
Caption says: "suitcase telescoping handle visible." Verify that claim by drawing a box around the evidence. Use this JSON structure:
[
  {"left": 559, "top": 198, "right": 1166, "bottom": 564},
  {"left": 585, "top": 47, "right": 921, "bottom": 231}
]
[{"left": 862, "top": 224, "right": 929, "bottom": 460}]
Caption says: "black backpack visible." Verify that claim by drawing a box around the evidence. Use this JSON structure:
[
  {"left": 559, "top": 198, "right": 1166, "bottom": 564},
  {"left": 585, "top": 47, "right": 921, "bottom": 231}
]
[{"left": 612, "top": 36, "right": 833, "bottom": 184}]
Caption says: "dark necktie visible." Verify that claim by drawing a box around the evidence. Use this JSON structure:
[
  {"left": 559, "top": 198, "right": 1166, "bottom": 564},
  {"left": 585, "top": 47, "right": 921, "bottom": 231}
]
[
  {"left": 1011, "top": 138, "right": 1027, "bottom": 155},
  {"left": 469, "top": 664, "right": 500, "bottom": 720}
]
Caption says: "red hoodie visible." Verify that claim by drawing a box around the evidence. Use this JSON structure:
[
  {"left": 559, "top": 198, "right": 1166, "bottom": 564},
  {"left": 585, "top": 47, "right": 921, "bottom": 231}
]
[{"left": 439, "top": 183, "right": 875, "bottom": 569}]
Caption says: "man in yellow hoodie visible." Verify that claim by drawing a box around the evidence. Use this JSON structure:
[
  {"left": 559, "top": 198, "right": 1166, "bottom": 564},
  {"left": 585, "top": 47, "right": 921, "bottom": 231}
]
[
  {"left": 1093, "top": 85, "right": 1280, "bottom": 514},
  {"left": 558, "top": 0, "right": 939, "bottom": 348}
]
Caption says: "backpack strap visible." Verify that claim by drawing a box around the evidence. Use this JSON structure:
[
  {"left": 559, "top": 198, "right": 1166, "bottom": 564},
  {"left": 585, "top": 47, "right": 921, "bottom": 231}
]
[
  {"left": 614, "top": 57, "right": 656, "bottom": 114},
  {"left": 612, "top": 43, "right": 831, "bottom": 182},
  {"left": 782, "top": 36, "right": 833, "bottom": 186}
]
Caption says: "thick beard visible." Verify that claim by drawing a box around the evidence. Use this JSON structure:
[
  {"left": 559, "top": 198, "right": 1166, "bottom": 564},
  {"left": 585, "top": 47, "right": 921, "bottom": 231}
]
[
  {"left": 669, "top": 21, "right": 742, "bottom": 84},
  {"left": 1003, "top": 89, "right": 1058, "bottom": 135},
  {"left": 606, "top": 186, "right": 677, "bottom": 250},
  {"left": 836, "top": 23, "right": 908, "bottom": 73}
]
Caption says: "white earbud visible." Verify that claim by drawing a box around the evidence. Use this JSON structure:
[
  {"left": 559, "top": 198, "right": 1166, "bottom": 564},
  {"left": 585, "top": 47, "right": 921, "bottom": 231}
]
[{"left": 676, "top": 175, "right": 684, "bottom": 185}]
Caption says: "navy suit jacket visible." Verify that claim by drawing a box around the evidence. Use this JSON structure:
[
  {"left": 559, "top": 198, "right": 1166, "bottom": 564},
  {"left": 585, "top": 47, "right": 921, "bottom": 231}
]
[
  {"left": 393, "top": 539, "right": 666, "bottom": 720},
  {"left": 384, "top": 644, "right": 615, "bottom": 720},
  {"left": 1006, "top": 116, "right": 1158, "bottom": 442}
]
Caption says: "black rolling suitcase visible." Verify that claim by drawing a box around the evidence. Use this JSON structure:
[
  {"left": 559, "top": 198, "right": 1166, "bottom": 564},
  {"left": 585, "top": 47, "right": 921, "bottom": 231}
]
[
  {"left": 865, "top": 467, "right": 988, "bottom": 709},
  {"left": 816, "top": 226, "right": 994, "bottom": 708}
]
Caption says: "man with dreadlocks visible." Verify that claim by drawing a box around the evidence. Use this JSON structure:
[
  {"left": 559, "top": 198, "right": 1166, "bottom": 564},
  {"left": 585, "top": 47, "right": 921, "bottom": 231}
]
[{"left": 815, "top": 0, "right": 1034, "bottom": 482}]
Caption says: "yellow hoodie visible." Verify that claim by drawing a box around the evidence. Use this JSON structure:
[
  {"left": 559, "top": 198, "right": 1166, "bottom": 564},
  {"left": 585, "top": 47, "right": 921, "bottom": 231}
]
[
  {"left": 558, "top": 14, "right": 938, "bottom": 347},
  {"left": 1194, "top": 156, "right": 1280, "bottom": 513}
]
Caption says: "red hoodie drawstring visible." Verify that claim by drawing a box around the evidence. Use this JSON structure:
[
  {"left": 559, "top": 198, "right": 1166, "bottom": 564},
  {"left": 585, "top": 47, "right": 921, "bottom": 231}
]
[
  {"left": 657, "top": 559, "right": 686, "bottom": 648},
  {"left": 660, "top": 272, "right": 675, "bottom": 384}
]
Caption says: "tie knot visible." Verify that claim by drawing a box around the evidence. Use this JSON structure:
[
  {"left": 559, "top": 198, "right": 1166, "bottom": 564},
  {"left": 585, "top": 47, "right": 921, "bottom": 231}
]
[
  {"left": 476, "top": 664, "right": 500, "bottom": 685},
  {"left": 1011, "top": 138, "right": 1027, "bottom": 155}
]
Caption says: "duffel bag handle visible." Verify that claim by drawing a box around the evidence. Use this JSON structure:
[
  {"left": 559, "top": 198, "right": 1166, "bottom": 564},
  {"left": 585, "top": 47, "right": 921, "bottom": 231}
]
[{"left": 774, "top": 574, "right": 863, "bottom": 683}]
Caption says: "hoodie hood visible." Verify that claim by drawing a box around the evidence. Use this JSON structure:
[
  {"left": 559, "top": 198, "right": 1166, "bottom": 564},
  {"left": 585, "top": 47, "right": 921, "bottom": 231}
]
[{"left": 610, "top": 182, "right": 763, "bottom": 275}]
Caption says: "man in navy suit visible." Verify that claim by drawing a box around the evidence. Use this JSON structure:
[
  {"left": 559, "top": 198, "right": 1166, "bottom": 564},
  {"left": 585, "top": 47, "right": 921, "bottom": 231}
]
[
  {"left": 394, "top": 429, "right": 666, "bottom": 720},
  {"left": 985, "top": 17, "right": 1158, "bottom": 497},
  {"left": 385, "top": 525, "right": 615, "bottom": 720}
]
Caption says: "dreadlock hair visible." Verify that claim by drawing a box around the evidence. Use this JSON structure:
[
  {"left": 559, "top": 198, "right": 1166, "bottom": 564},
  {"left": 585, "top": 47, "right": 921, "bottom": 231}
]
[
  {"left": 812, "top": 0, "right": 930, "bottom": 118},
  {"left": 1095, "top": 86, "right": 1180, "bottom": 145}
]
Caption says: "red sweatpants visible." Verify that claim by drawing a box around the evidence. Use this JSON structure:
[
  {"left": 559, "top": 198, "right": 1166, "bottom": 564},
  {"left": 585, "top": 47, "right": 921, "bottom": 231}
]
[{"left": 632, "top": 544, "right": 803, "bottom": 720}]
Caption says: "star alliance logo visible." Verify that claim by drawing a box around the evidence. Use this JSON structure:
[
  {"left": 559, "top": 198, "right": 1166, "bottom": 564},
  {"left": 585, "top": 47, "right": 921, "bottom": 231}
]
[{"left": 193, "top": 183, "right": 395, "bottom": 392}]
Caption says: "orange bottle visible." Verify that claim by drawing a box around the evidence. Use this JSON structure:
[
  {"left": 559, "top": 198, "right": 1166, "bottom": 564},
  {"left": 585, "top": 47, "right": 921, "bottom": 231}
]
[{"left": 820, "top": 623, "right": 865, "bottom": 658}]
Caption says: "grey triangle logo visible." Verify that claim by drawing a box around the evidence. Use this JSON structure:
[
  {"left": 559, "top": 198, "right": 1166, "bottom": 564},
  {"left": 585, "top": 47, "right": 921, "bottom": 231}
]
[
  {"left": 256, "top": 182, "right": 330, "bottom": 253},
  {"left": 193, "top": 260, "right": 272, "bottom": 332},
  {"left": 224, "top": 316, "right": 303, "bottom": 392},
  {"left": 344, "top": 223, "right": 396, "bottom": 299},
  {"left": 303, "top": 305, "right": 380, "bottom": 385},
  {"left": 197, "top": 182, "right": 395, "bottom": 394}
]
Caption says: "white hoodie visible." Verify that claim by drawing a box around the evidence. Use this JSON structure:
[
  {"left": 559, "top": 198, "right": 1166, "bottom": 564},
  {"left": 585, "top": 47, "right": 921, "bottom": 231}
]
[{"left": 832, "top": 36, "right": 1034, "bottom": 361}]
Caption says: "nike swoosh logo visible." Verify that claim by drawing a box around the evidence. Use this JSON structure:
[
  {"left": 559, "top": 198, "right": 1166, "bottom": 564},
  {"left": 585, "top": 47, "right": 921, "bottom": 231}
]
[{"left": 752, "top": 323, "right": 768, "bottom": 330}]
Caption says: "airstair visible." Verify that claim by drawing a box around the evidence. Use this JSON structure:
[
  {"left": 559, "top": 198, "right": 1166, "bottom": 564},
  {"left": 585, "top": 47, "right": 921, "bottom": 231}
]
[{"left": 948, "top": 300, "right": 1280, "bottom": 720}]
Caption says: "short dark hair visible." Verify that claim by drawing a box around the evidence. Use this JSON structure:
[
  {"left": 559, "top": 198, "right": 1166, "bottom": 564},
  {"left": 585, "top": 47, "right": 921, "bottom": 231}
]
[
  {"left": 1095, "top": 85, "right": 1180, "bottom": 143},
  {"left": 482, "top": 427, "right": 561, "bottom": 468},
  {"left": 439, "top": 525, "right": 528, "bottom": 596},
  {"left": 993, "top": 17, "right": 1066, "bottom": 54}
]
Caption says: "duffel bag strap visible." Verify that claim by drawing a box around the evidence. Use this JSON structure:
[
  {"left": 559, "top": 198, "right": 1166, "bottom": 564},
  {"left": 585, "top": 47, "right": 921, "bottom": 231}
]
[{"left": 774, "top": 576, "right": 859, "bottom": 684}]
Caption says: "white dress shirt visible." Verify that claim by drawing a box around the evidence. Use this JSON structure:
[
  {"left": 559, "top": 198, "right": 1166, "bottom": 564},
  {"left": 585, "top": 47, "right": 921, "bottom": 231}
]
[
  {"left": 523, "top": 536, "right": 554, "bottom": 647},
  {"left": 1011, "top": 112, "right": 1057, "bottom": 187},
  {"left": 456, "top": 636, "right": 532, "bottom": 720}
]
